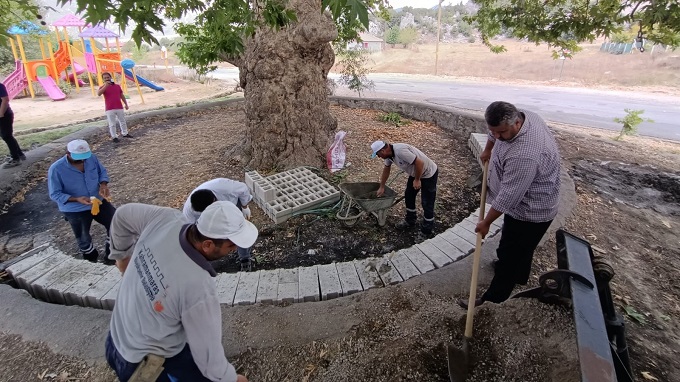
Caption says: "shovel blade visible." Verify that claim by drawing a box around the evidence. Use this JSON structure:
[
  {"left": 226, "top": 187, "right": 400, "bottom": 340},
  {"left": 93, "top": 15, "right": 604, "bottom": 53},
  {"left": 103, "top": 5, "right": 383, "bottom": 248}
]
[{"left": 447, "top": 340, "right": 470, "bottom": 382}]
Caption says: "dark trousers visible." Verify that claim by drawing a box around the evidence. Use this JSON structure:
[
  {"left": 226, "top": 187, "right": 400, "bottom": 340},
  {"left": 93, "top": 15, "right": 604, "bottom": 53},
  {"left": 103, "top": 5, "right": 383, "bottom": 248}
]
[
  {"left": 482, "top": 215, "right": 552, "bottom": 303},
  {"left": 62, "top": 199, "right": 115, "bottom": 256},
  {"left": 405, "top": 169, "right": 438, "bottom": 234},
  {"left": 0, "top": 112, "right": 23, "bottom": 160},
  {"left": 105, "top": 333, "right": 211, "bottom": 382}
]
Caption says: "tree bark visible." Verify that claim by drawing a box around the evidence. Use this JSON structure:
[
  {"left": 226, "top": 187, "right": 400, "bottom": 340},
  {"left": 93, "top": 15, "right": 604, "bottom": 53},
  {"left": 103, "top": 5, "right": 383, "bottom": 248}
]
[{"left": 237, "top": 0, "right": 339, "bottom": 171}]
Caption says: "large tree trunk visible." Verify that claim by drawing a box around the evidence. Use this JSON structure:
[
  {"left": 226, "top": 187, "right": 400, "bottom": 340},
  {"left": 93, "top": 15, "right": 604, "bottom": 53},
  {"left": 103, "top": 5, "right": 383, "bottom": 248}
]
[{"left": 237, "top": 0, "right": 338, "bottom": 171}]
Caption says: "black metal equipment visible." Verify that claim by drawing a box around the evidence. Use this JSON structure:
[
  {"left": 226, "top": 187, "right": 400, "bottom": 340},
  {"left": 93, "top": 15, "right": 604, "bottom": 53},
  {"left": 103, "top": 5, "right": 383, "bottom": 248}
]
[{"left": 512, "top": 229, "right": 633, "bottom": 382}]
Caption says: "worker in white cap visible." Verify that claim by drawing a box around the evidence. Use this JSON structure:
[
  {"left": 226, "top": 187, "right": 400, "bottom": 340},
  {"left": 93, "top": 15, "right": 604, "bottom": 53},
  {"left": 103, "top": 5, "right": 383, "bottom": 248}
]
[
  {"left": 47, "top": 139, "right": 115, "bottom": 264},
  {"left": 370, "top": 140, "right": 439, "bottom": 236},
  {"left": 106, "top": 201, "right": 256, "bottom": 382}
]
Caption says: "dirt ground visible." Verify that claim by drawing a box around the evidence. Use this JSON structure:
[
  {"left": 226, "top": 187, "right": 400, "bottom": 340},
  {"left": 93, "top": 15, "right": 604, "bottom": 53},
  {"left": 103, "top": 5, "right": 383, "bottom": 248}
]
[{"left": 1, "top": 103, "right": 679, "bottom": 381}]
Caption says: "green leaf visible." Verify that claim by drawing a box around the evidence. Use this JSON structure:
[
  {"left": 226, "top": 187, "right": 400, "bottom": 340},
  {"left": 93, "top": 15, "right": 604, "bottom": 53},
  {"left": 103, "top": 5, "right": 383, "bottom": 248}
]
[{"left": 624, "top": 306, "right": 647, "bottom": 325}]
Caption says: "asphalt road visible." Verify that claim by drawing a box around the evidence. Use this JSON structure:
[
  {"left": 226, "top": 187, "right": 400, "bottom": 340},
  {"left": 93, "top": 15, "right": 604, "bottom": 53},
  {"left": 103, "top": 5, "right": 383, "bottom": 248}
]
[{"left": 210, "top": 68, "right": 680, "bottom": 141}]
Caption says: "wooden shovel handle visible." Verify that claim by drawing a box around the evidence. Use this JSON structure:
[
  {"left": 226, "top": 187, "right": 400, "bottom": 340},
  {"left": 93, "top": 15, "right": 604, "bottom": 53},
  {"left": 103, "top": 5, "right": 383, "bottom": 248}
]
[{"left": 464, "top": 160, "right": 489, "bottom": 339}]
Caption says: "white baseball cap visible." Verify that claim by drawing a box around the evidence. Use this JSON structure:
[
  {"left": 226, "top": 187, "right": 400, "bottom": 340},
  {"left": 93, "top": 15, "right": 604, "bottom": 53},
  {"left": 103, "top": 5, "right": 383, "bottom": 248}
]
[
  {"left": 197, "top": 201, "right": 258, "bottom": 248},
  {"left": 370, "top": 140, "right": 386, "bottom": 158},
  {"left": 67, "top": 139, "right": 92, "bottom": 160}
]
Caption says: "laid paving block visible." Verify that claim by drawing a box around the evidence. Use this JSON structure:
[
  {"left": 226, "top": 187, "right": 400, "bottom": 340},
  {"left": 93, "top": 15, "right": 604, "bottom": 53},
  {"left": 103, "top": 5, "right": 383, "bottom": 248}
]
[
  {"left": 336, "top": 262, "right": 363, "bottom": 296},
  {"left": 233, "top": 271, "right": 261, "bottom": 306},
  {"left": 5, "top": 246, "right": 59, "bottom": 277},
  {"left": 62, "top": 263, "right": 113, "bottom": 306},
  {"left": 372, "top": 257, "right": 403, "bottom": 286},
  {"left": 354, "top": 259, "right": 384, "bottom": 290},
  {"left": 428, "top": 236, "right": 466, "bottom": 262},
  {"left": 15, "top": 252, "right": 70, "bottom": 292},
  {"left": 298, "top": 265, "right": 320, "bottom": 302},
  {"left": 48, "top": 261, "right": 99, "bottom": 304},
  {"left": 401, "top": 246, "right": 435, "bottom": 274},
  {"left": 215, "top": 273, "right": 240, "bottom": 306},
  {"left": 101, "top": 281, "right": 121, "bottom": 310},
  {"left": 439, "top": 230, "right": 475, "bottom": 254},
  {"left": 1, "top": 243, "right": 49, "bottom": 272},
  {"left": 30, "top": 257, "right": 81, "bottom": 302},
  {"left": 385, "top": 251, "right": 420, "bottom": 280},
  {"left": 450, "top": 225, "right": 478, "bottom": 246},
  {"left": 256, "top": 269, "right": 279, "bottom": 304},
  {"left": 277, "top": 268, "right": 299, "bottom": 304},
  {"left": 318, "top": 263, "right": 342, "bottom": 300},
  {"left": 83, "top": 267, "right": 121, "bottom": 309},
  {"left": 457, "top": 219, "right": 478, "bottom": 234},
  {"left": 415, "top": 241, "right": 453, "bottom": 268}
]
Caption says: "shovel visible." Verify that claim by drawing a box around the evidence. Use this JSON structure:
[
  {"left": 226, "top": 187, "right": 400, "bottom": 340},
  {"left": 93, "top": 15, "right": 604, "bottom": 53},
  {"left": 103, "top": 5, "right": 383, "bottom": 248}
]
[{"left": 447, "top": 160, "right": 489, "bottom": 382}]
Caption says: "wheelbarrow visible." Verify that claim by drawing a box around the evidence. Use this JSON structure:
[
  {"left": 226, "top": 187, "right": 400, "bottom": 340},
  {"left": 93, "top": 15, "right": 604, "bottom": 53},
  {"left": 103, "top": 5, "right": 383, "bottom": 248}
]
[{"left": 336, "top": 182, "right": 404, "bottom": 227}]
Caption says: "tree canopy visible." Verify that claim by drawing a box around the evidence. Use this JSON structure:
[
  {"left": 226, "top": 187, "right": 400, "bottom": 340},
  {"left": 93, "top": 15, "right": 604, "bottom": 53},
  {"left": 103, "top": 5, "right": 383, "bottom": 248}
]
[
  {"left": 471, "top": 0, "right": 680, "bottom": 57},
  {"left": 0, "top": 1, "right": 44, "bottom": 44}
]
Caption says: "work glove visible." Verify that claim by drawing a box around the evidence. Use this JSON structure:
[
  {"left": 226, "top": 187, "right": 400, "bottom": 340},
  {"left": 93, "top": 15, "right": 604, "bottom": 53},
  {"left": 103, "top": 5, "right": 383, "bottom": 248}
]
[
  {"left": 242, "top": 207, "right": 251, "bottom": 220},
  {"left": 91, "top": 197, "right": 102, "bottom": 216}
]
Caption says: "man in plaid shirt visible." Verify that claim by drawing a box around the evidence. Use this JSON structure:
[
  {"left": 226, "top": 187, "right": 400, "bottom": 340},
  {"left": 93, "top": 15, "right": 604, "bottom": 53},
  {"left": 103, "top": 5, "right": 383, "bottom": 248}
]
[{"left": 460, "top": 101, "right": 561, "bottom": 308}]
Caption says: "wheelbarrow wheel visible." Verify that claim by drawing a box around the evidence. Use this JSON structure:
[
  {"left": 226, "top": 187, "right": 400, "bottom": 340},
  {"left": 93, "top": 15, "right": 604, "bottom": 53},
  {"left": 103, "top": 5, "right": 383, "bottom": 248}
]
[{"left": 338, "top": 207, "right": 362, "bottom": 226}]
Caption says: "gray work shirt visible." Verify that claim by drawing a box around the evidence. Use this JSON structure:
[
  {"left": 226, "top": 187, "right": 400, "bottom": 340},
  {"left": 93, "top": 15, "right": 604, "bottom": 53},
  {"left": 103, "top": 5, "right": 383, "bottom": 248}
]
[
  {"left": 384, "top": 143, "right": 437, "bottom": 179},
  {"left": 487, "top": 110, "right": 561, "bottom": 223}
]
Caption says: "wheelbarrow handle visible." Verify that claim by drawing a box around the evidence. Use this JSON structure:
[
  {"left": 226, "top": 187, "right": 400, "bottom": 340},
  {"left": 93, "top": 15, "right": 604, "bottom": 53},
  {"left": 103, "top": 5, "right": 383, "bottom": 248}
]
[{"left": 391, "top": 195, "right": 405, "bottom": 207}]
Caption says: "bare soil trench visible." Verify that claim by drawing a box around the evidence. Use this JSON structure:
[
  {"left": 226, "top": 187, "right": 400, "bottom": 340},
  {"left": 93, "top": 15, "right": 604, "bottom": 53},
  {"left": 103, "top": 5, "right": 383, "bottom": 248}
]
[{"left": 1, "top": 105, "right": 679, "bottom": 382}]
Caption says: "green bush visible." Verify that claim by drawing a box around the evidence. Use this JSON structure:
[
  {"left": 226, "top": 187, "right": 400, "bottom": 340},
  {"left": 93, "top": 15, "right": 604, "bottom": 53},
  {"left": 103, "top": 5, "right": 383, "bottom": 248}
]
[
  {"left": 378, "top": 112, "right": 410, "bottom": 127},
  {"left": 613, "top": 109, "right": 653, "bottom": 140}
]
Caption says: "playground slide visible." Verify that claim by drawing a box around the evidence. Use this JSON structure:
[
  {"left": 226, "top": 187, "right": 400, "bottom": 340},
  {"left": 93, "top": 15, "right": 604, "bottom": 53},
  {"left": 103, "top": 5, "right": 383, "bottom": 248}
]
[
  {"left": 62, "top": 62, "right": 87, "bottom": 86},
  {"left": 36, "top": 76, "right": 66, "bottom": 101},
  {"left": 123, "top": 68, "right": 164, "bottom": 91}
]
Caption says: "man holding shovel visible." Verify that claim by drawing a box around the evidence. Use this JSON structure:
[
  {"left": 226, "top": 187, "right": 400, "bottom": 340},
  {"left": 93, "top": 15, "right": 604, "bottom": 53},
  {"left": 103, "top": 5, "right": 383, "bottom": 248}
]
[{"left": 459, "top": 101, "right": 561, "bottom": 308}]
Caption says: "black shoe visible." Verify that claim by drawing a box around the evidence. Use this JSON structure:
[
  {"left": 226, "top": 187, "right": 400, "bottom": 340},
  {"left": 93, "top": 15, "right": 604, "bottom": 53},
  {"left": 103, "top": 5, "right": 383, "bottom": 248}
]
[
  {"left": 83, "top": 249, "right": 99, "bottom": 263},
  {"left": 19, "top": 153, "right": 26, "bottom": 161},
  {"left": 240, "top": 258, "right": 257, "bottom": 272},
  {"left": 2, "top": 159, "right": 21, "bottom": 168},
  {"left": 112, "top": 137, "right": 120, "bottom": 143},
  {"left": 122, "top": 134, "right": 133, "bottom": 138},
  {"left": 458, "top": 297, "right": 484, "bottom": 309},
  {"left": 103, "top": 257, "right": 116, "bottom": 266}
]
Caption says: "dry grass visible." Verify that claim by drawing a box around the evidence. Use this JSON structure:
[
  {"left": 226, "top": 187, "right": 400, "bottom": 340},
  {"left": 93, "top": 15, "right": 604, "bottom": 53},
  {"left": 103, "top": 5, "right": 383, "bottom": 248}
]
[{"left": 362, "top": 40, "right": 680, "bottom": 91}]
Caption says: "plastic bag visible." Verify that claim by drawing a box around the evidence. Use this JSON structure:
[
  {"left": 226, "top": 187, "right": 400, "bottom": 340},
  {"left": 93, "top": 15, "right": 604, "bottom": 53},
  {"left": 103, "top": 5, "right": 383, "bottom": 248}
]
[{"left": 327, "top": 131, "right": 347, "bottom": 173}]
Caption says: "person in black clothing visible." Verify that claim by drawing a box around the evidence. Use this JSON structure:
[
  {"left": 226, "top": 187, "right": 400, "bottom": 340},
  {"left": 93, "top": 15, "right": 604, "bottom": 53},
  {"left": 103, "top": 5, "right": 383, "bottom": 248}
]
[{"left": 0, "top": 82, "right": 25, "bottom": 168}]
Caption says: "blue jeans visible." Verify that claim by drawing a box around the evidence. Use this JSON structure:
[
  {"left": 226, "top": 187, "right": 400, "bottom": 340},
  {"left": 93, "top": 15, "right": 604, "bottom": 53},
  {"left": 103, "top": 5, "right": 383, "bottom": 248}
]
[
  {"left": 105, "top": 333, "right": 211, "bottom": 382},
  {"left": 62, "top": 199, "right": 115, "bottom": 256}
]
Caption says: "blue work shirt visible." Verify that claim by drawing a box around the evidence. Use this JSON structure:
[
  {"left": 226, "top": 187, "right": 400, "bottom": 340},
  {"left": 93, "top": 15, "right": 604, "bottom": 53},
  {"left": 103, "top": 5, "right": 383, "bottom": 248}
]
[{"left": 48, "top": 154, "right": 110, "bottom": 213}]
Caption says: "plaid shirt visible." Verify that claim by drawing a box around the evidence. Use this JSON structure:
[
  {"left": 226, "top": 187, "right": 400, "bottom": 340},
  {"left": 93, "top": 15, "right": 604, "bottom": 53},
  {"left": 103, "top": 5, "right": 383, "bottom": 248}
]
[{"left": 487, "top": 110, "right": 561, "bottom": 223}]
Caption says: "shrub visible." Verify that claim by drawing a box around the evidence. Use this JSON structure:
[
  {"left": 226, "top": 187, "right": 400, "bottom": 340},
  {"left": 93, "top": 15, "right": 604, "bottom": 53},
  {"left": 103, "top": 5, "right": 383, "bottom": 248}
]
[
  {"left": 378, "top": 112, "right": 410, "bottom": 127},
  {"left": 613, "top": 109, "right": 653, "bottom": 140}
]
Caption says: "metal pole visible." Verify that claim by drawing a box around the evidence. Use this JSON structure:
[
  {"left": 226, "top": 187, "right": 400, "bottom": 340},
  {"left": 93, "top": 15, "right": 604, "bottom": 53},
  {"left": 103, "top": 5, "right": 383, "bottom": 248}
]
[{"left": 435, "top": 0, "right": 443, "bottom": 76}]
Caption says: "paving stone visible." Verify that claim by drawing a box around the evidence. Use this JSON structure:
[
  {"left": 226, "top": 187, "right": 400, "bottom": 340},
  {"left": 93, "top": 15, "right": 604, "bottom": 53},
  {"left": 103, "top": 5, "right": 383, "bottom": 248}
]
[
  {"left": 30, "top": 257, "right": 80, "bottom": 302},
  {"left": 372, "top": 257, "right": 403, "bottom": 286},
  {"left": 101, "top": 281, "right": 121, "bottom": 310},
  {"left": 438, "top": 230, "right": 475, "bottom": 254},
  {"left": 62, "top": 263, "right": 112, "bottom": 306},
  {"left": 15, "top": 253, "right": 70, "bottom": 292},
  {"left": 256, "top": 269, "right": 279, "bottom": 304},
  {"left": 415, "top": 241, "right": 453, "bottom": 268},
  {"left": 4, "top": 236, "right": 33, "bottom": 255},
  {"left": 48, "top": 261, "right": 100, "bottom": 305},
  {"left": 428, "top": 236, "right": 466, "bottom": 262},
  {"left": 450, "top": 225, "right": 478, "bottom": 246},
  {"left": 401, "top": 246, "right": 435, "bottom": 274},
  {"left": 457, "top": 218, "right": 478, "bottom": 234},
  {"left": 215, "top": 273, "right": 240, "bottom": 306},
  {"left": 335, "top": 261, "right": 363, "bottom": 295},
  {"left": 277, "top": 268, "right": 299, "bottom": 304},
  {"left": 298, "top": 265, "right": 320, "bottom": 302},
  {"left": 385, "top": 251, "right": 420, "bottom": 280},
  {"left": 354, "top": 258, "right": 384, "bottom": 290},
  {"left": 318, "top": 263, "right": 342, "bottom": 300},
  {"left": 5, "top": 245, "right": 58, "bottom": 276},
  {"left": 233, "top": 271, "right": 261, "bottom": 306},
  {"left": 82, "top": 267, "right": 121, "bottom": 309}
]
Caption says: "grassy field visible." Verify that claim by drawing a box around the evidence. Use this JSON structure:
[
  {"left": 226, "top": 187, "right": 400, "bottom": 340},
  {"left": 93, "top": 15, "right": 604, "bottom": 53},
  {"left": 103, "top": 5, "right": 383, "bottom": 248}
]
[{"left": 362, "top": 40, "right": 680, "bottom": 90}]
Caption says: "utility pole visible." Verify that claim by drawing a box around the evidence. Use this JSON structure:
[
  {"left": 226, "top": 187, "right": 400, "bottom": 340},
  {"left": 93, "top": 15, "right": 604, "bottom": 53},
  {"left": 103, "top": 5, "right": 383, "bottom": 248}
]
[{"left": 435, "top": 0, "right": 443, "bottom": 75}]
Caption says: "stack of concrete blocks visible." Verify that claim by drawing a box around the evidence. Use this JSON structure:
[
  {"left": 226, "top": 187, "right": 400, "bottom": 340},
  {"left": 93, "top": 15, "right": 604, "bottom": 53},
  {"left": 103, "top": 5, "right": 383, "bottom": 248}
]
[
  {"left": 468, "top": 133, "right": 488, "bottom": 168},
  {"left": 245, "top": 167, "right": 340, "bottom": 224}
]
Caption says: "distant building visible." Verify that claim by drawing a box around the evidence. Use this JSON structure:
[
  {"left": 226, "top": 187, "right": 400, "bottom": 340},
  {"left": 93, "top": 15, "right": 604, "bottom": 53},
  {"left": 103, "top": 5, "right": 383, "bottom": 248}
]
[{"left": 347, "top": 33, "right": 384, "bottom": 52}]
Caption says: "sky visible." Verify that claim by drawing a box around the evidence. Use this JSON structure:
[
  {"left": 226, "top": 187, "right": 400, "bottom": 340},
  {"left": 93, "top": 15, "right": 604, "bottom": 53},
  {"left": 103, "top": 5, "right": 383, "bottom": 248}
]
[{"left": 387, "top": 0, "right": 448, "bottom": 8}]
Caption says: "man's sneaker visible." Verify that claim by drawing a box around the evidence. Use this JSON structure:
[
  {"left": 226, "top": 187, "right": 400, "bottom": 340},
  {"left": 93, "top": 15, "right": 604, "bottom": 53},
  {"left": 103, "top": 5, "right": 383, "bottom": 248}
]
[
  {"left": 122, "top": 133, "right": 133, "bottom": 138},
  {"left": 103, "top": 257, "right": 116, "bottom": 266},
  {"left": 112, "top": 137, "right": 120, "bottom": 143},
  {"left": 2, "top": 159, "right": 21, "bottom": 168},
  {"left": 395, "top": 220, "right": 416, "bottom": 230},
  {"left": 240, "top": 258, "right": 257, "bottom": 272},
  {"left": 19, "top": 153, "right": 26, "bottom": 161},
  {"left": 83, "top": 249, "right": 99, "bottom": 263}
]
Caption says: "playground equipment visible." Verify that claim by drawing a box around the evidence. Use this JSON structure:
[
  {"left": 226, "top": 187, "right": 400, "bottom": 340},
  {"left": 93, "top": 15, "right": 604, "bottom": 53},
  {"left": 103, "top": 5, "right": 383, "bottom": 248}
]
[
  {"left": 4, "top": 22, "right": 66, "bottom": 101},
  {"left": 1, "top": 16, "right": 164, "bottom": 103}
]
